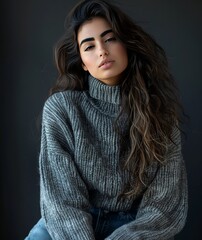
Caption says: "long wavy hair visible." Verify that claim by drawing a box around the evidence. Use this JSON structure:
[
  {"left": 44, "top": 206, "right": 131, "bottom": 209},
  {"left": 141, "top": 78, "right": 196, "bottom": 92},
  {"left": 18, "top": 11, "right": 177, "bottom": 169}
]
[{"left": 50, "top": 0, "right": 183, "bottom": 197}]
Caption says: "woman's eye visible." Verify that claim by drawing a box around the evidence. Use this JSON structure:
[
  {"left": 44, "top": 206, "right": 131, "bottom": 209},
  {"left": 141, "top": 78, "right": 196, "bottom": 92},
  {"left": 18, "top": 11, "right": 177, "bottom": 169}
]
[
  {"left": 84, "top": 45, "right": 94, "bottom": 51},
  {"left": 105, "top": 37, "right": 116, "bottom": 42}
]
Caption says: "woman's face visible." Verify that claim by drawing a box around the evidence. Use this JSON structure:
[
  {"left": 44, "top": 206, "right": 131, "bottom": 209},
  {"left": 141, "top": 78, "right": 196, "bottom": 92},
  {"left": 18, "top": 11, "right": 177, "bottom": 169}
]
[{"left": 77, "top": 17, "right": 128, "bottom": 86}]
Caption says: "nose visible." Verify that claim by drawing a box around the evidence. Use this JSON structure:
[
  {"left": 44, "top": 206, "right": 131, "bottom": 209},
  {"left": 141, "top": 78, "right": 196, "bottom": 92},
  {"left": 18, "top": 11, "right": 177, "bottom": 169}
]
[{"left": 99, "top": 44, "right": 109, "bottom": 57}]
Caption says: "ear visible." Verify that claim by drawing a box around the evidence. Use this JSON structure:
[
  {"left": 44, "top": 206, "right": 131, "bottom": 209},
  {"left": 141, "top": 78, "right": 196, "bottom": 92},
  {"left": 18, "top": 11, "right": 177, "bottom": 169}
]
[{"left": 82, "top": 63, "right": 88, "bottom": 71}]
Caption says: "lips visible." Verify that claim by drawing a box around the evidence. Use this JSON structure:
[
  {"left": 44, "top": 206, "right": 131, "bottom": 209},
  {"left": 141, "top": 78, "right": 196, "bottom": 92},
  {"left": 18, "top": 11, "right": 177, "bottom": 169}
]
[{"left": 98, "top": 59, "right": 114, "bottom": 68}]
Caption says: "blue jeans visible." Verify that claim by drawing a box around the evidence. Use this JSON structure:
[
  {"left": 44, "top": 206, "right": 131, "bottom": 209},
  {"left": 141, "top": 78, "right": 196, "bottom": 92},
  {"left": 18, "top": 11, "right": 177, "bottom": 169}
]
[
  {"left": 90, "top": 207, "right": 137, "bottom": 240},
  {"left": 24, "top": 207, "right": 138, "bottom": 240}
]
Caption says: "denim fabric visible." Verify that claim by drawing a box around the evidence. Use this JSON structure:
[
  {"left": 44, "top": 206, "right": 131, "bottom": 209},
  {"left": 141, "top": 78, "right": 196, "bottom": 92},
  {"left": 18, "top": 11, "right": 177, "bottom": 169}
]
[
  {"left": 90, "top": 208, "right": 138, "bottom": 240},
  {"left": 24, "top": 207, "right": 138, "bottom": 240},
  {"left": 24, "top": 218, "right": 51, "bottom": 240}
]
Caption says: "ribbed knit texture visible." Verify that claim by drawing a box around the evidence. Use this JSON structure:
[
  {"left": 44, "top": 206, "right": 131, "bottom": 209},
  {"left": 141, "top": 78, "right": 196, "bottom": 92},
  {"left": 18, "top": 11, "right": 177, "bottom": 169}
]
[{"left": 39, "top": 75, "right": 188, "bottom": 240}]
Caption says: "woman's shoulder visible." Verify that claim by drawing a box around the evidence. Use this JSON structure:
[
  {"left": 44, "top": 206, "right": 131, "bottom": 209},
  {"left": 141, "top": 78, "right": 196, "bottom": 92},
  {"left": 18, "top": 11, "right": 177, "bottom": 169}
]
[
  {"left": 44, "top": 90, "right": 86, "bottom": 109},
  {"left": 42, "top": 90, "right": 89, "bottom": 121}
]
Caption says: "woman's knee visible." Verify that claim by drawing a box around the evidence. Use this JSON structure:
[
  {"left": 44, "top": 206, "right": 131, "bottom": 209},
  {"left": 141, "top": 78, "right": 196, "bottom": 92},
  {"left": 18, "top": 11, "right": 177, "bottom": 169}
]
[{"left": 25, "top": 218, "right": 51, "bottom": 240}]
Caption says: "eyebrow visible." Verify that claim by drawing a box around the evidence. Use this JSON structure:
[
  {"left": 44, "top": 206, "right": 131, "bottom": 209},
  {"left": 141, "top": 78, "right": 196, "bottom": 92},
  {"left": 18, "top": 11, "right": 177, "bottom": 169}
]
[{"left": 79, "top": 29, "right": 113, "bottom": 47}]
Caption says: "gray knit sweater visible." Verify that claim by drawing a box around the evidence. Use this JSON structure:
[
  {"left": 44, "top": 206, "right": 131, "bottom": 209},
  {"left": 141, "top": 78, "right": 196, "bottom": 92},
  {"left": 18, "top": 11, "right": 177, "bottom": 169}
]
[{"left": 39, "top": 75, "right": 188, "bottom": 240}]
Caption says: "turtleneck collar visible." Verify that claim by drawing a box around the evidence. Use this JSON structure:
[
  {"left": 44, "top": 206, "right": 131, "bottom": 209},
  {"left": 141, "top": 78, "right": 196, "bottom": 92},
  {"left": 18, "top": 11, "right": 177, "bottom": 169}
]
[{"left": 88, "top": 75, "right": 121, "bottom": 105}]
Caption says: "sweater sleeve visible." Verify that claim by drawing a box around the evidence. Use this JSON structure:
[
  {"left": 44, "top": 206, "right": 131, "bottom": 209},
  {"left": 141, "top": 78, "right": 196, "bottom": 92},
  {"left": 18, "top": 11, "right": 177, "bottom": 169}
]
[
  {"left": 106, "top": 127, "right": 188, "bottom": 240},
  {"left": 39, "top": 94, "right": 95, "bottom": 240}
]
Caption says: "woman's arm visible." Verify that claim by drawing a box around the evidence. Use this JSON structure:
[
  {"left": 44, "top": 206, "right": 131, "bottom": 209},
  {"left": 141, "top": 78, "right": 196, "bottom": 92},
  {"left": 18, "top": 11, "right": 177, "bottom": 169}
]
[
  {"left": 39, "top": 93, "right": 95, "bottom": 240},
  {"left": 106, "top": 127, "right": 188, "bottom": 240}
]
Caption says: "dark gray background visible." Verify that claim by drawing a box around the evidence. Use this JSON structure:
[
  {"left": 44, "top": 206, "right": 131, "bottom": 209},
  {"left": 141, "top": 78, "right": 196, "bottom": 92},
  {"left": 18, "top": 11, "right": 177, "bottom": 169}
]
[{"left": 1, "top": 0, "right": 201, "bottom": 239}]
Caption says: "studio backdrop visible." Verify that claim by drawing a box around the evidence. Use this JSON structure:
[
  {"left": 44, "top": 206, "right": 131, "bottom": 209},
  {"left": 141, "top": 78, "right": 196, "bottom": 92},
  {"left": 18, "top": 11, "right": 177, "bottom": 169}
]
[{"left": 1, "top": 0, "right": 201, "bottom": 239}]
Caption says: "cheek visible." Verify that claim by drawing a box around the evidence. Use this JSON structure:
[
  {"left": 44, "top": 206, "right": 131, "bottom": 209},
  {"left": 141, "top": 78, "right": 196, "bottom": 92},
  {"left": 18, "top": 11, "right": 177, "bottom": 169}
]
[
  {"left": 118, "top": 46, "right": 128, "bottom": 66},
  {"left": 114, "top": 43, "right": 127, "bottom": 57},
  {"left": 80, "top": 54, "right": 90, "bottom": 71},
  {"left": 120, "top": 46, "right": 127, "bottom": 57},
  {"left": 80, "top": 54, "right": 94, "bottom": 69}
]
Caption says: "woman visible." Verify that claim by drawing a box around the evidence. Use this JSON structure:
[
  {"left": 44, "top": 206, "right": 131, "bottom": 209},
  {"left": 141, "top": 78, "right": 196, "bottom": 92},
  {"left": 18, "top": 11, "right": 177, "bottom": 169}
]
[{"left": 25, "top": 0, "right": 188, "bottom": 239}]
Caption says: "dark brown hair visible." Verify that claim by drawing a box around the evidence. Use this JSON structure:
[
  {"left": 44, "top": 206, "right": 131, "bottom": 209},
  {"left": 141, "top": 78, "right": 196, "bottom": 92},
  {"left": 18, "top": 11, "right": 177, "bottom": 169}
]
[{"left": 51, "top": 0, "right": 184, "bottom": 197}]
